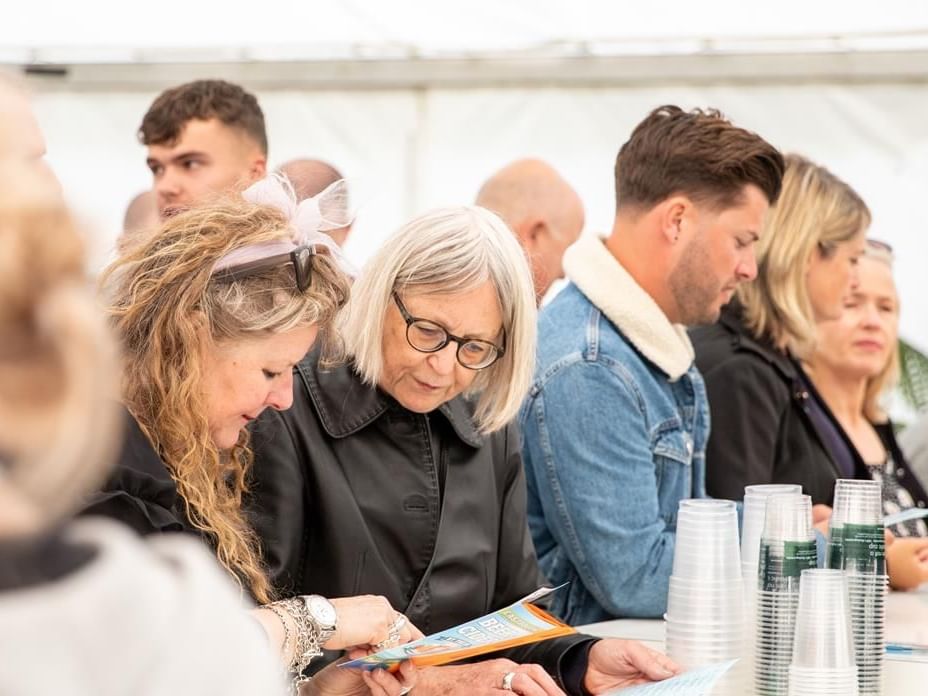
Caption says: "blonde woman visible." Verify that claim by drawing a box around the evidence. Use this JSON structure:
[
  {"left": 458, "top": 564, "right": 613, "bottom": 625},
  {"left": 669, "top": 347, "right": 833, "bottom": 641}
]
[
  {"left": 691, "top": 154, "right": 869, "bottom": 505},
  {"left": 84, "top": 177, "right": 419, "bottom": 693},
  {"left": 805, "top": 242, "right": 928, "bottom": 589},
  {"left": 248, "top": 206, "right": 680, "bottom": 696}
]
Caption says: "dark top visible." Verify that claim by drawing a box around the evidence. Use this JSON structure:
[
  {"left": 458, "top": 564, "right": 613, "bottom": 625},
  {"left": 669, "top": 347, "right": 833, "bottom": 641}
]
[
  {"left": 0, "top": 529, "right": 96, "bottom": 592},
  {"left": 793, "top": 385, "right": 928, "bottom": 536},
  {"left": 690, "top": 302, "right": 842, "bottom": 504},
  {"left": 866, "top": 424, "right": 928, "bottom": 536},
  {"left": 81, "top": 411, "right": 194, "bottom": 537},
  {"left": 246, "top": 353, "right": 597, "bottom": 693}
]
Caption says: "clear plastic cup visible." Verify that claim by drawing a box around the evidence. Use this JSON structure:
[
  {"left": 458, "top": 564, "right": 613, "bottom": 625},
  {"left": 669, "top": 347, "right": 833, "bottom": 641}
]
[
  {"left": 666, "top": 576, "right": 744, "bottom": 624},
  {"left": 763, "top": 493, "right": 814, "bottom": 543},
  {"left": 672, "top": 499, "right": 741, "bottom": 581},
  {"left": 789, "top": 570, "right": 856, "bottom": 670},
  {"left": 788, "top": 665, "right": 859, "bottom": 696},
  {"left": 742, "top": 484, "right": 804, "bottom": 577},
  {"left": 831, "top": 480, "right": 882, "bottom": 526}
]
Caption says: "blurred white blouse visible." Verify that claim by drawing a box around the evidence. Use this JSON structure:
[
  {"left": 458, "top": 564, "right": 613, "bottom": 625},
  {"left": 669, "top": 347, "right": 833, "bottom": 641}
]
[{"left": 0, "top": 518, "right": 283, "bottom": 695}]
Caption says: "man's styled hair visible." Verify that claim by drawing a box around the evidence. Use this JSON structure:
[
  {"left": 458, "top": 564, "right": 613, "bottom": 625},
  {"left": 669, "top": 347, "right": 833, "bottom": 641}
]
[
  {"left": 139, "top": 79, "right": 268, "bottom": 155},
  {"left": 614, "top": 105, "right": 785, "bottom": 212}
]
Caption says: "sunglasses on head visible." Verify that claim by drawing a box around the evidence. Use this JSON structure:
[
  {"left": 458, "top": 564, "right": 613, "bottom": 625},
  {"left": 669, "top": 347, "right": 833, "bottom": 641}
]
[{"left": 211, "top": 244, "right": 319, "bottom": 292}]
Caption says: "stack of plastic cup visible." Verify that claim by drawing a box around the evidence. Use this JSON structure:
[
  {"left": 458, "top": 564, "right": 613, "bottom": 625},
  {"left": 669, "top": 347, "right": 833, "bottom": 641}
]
[
  {"left": 741, "top": 485, "right": 804, "bottom": 696},
  {"left": 788, "top": 569, "right": 858, "bottom": 696},
  {"left": 754, "top": 493, "right": 817, "bottom": 696},
  {"left": 743, "top": 485, "right": 804, "bottom": 600},
  {"left": 826, "top": 479, "right": 887, "bottom": 696},
  {"left": 665, "top": 499, "right": 745, "bottom": 695}
]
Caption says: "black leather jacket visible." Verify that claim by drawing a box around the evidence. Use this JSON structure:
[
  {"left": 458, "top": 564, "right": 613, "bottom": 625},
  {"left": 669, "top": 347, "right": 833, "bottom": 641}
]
[
  {"left": 246, "top": 354, "right": 596, "bottom": 691},
  {"left": 691, "top": 302, "right": 842, "bottom": 504}
]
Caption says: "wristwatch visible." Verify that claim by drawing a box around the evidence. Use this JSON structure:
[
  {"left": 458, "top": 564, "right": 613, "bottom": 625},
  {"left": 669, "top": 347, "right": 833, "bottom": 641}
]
[{"left": 302, "top": 594, "right": 338, "bottom": 647}]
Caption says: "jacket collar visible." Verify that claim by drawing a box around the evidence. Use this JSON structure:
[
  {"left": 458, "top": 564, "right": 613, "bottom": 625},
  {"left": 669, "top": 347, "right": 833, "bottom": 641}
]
[
  {"left": 562, "top": 234, "right": 695, "bottom": 381},
  {"left": 297, "top": 354, "right": 484, "bottom": 448},
  {"left": 718, "top": 301, "right": 798, "bottom": 382}
]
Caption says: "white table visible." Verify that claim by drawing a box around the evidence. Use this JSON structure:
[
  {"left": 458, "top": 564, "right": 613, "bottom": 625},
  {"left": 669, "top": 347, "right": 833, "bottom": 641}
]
[{"left": 579, "top": 589, "right": 928, "bottom": 694}]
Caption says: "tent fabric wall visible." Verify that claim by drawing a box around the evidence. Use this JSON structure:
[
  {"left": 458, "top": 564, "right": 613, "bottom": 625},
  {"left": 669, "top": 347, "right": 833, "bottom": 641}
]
[{"left": 29, "top": 80, "right": 928, "bottom": 350}]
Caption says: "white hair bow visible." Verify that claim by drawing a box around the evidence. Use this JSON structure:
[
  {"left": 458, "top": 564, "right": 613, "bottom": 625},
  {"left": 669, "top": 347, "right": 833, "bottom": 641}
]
[{"left": 214, "top": 173, "right": 356, "bottom": 275}]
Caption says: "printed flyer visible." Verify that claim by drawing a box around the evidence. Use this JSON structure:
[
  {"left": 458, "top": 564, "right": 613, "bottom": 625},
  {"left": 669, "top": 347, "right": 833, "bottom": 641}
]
[
  {"left": 602, "top": 660, "right": 738, "bottom": 695},
  {"left": 340, "top": 585, "right": 575, "bottom": 671}
]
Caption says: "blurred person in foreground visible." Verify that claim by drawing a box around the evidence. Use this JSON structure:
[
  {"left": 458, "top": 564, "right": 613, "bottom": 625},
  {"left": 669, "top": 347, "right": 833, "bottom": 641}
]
[
  {"left": 247, "top": 204, "right": 680, "bottom": 695},
  {"left": 520, "top": 105, "right": 784, "bottom": 622},
  {"left": 692, "top": 154, "right": 869, "bottom": 507},
  {"left": 278, "top": 158, "right": 353, "bottom": 246},
  {"left": 141, "top": 79, "right": 267, "bottom": 219},
  {"left": 476, "top": 158, "right": 584, "bottom": 304},
  {"left": 804, "top": 241, "right": 928, "bottom": 590},
  {"left": 0, "top": 77, "right": 285, "bottom": 694}
]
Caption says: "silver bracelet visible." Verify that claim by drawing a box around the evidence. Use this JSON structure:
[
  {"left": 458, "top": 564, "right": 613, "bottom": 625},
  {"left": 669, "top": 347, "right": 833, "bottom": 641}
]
[
  {"left": 271, "top": 598, "right": 323, "bottom": 676},
  {"left": 264, "top": 603, "right": 293, "bottom": 666}
]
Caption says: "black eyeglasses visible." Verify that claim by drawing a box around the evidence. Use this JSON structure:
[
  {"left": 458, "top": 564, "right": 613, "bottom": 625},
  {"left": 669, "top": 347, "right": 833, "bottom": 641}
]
[
  {"left": 211, "top": 244, "right": 318, "bottom": 292},
  {"left": 392, "top": 292, "right": 504, "bottom": 370}
]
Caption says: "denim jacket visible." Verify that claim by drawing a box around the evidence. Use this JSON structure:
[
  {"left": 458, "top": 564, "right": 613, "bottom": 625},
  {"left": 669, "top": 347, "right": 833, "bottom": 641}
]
[{"left": 520, "top": 235, "right": 708, "bottom": 624}]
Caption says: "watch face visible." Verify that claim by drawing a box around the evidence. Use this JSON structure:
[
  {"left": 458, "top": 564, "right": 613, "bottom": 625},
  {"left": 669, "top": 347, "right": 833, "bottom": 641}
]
[{"left": 308, "top": 596, "right": 337, "bottom": 626}]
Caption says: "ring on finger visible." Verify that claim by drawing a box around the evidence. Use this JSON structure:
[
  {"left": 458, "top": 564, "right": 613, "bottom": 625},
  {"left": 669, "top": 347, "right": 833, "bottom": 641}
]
[
  {"left": 501, "top": 671, "right": 516, "bottom": 691},
  {"left": 398, "top": 688, "right": 412, "bottom": 695}
]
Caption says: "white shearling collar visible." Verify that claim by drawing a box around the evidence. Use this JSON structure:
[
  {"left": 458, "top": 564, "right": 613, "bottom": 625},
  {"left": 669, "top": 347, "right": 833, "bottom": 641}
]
[{"left": 562, "top": 234, "right": 695, "bottom": 381}]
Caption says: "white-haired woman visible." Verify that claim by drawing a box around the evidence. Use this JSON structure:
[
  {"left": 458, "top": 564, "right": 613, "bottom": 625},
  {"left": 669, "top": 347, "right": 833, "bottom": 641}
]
[{"left": 248, "top": 206, "right": 679, "bottom": 696}]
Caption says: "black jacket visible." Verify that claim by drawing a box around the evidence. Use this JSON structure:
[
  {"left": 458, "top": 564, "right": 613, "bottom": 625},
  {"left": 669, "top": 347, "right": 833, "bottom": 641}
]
[
  {"left": 690, "top": 303, "right": 842, "bottom": 505},
  {"left": 246, "top": 355, "right": 596, "bottom": 691},
  {"left": 81, "top": 411, "right": 193, "bottom": 536}
]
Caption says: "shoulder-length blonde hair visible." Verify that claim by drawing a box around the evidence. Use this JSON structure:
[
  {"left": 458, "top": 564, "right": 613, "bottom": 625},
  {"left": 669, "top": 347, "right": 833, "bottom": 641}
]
[
  {"left": 738, "top": 154, "right": 870, "bottom": 355},
  {"left": 101, "top": 198, "right": 349, "bottom": 603},
  {"left": 0, "top": 160, "right": 120, "bottom": 534},
  {"left": 340, "top": 206, "right": 537, "bottom": 434}
]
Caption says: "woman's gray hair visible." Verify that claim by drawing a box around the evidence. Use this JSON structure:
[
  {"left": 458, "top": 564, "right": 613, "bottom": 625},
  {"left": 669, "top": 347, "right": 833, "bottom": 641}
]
[{"left": 340, "top": 205, "right": 537, "bottom": 434}]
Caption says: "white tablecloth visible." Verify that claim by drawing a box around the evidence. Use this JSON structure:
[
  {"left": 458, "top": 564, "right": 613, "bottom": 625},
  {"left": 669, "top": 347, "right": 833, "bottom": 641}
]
[{"left": 579, "top": 588, "right": 928, "bottom": 694}]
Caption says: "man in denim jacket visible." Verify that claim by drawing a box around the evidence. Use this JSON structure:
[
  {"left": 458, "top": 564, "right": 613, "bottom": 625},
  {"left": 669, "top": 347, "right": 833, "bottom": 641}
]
[{"left": 520, "top": 105, "right": 784, "bottom": 623}]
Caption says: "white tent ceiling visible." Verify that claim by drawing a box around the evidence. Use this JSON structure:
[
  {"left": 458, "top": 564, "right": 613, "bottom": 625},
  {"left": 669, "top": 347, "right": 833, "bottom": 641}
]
[
  {"left": 3, "top": 0, "right": 928, "bottom": 63},
  {"left": 6, "top": 2, "right": 928, "bottom": 362}
]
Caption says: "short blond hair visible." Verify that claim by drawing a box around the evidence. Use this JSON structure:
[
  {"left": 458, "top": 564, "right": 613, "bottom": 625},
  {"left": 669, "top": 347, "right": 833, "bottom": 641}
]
[
  {"left": 340, "top": 206, "right": 537, "bottom": 434},
  {"left": 738, "top": 154, "right": 870, "bottom": 355}
]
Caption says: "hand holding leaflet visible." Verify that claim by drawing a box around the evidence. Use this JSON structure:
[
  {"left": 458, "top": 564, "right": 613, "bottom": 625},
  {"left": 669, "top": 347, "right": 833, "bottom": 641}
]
[
  {"left": 600, "top": 660, "right": 737, "bottom": 696},
  {"left": 340, "top": 585, "right": 574, "bottom": 671}
]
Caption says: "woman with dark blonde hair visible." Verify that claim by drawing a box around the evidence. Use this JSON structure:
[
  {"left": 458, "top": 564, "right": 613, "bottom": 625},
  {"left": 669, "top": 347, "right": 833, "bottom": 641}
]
[
  {"left": 692, "top": 154, "right": 870, "bottom": 505},
  {"left": 84, "top": 175, "right": 419, "bottom": 692}
]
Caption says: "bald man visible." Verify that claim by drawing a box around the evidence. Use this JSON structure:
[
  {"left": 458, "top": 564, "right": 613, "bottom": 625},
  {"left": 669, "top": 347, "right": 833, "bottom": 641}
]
[
  {"left": 117, "top": 190, "right": 159, "bottom": 253},
  {"left": 277, "top": 158, "right": 352, "bottom": 246},
  {"left": 476, "top": 159, "right": 585, "bottom": 302}
]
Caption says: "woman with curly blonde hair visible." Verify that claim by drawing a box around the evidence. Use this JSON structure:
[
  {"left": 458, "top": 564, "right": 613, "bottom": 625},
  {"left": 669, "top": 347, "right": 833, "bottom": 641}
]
[{"left": 85, "top": 176, "right": 419, "bottom": 692}]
